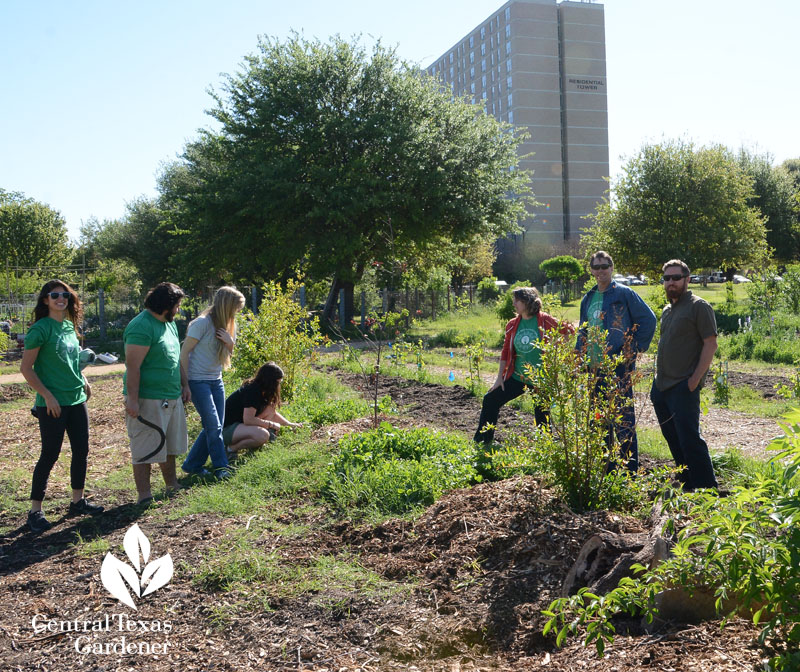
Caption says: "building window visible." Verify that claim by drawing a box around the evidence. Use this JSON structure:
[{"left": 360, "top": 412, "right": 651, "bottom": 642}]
[
  {"left": 489, "top": 19, "right": 493, "bottom": 31},
  {"left": 491, "top": 69, "right": 495, "bottom": 82},
  {"left": 490, "top": 53, "right": 494, "bottom": 66},
  {"left": 508, "top": 110, "right": 514, "bottom": 124},
  {"left": 505, "top": 24, "right": 511, "bottom": 38},
  {"left": 471, "top": 96, "right": 475, "bottom": 104},
  {"left": 470, "top": 66, "right": 475, "bottom": 79},
  {"left": 470, "top": 82, "right": 475, "bottom": 94},
  {"left": 482, "top": 90, "right": 486, "bottom": 100},
  {"left": 482, "top": 74, "right": 486, "bottom": 88},
  {"left": 480, "top": 26, "right": 485, "bottom": 40},
  {"left": 505, "top": 7, "right": 510, "bottom": 21},
  {"left": 507, "top": 93, "right": 513, "bottom": 108},
  {"left": 469, "top": 51, "right": 474, "bottom": 64},
  {"left": 490, "top": 36, "right": 494, "bottom": 49},
  {"left": 481, "top": 43, "right": 486, "bottom": 56},
  {"left": 505, "top": 42, "right": 511, "bottom": 56},
  {"left": 492, "top": 102, "right": 496, "bottom": 115},
  {"left": 507, "top": 76, "right": 512, "bottom": 89},
  {"left": 449, "top": 66, "right": 453, "bottom": 78},
  {"left": 469, "top": 36, "right": 474, "bottom": 48},
  {"left": 506, "top": 58, "right": 512, "bottom": 73}
]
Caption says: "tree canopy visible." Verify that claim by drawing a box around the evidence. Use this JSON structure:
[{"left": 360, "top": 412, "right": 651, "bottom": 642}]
[
  {"left": 160, "top": 34, "right": 532, "bottom": 318},
  {"left": 737, "top": 150, "right": 800, "bottom": 261},
  {"left": 0, "top": 189, "right": 72, "bottom": 271},
  {"left": 582, "top": 140, "right": 769, "bottom": 273}
]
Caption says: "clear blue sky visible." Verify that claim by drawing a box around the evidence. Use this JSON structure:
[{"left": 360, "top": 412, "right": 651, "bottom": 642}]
[{"left": 2, "top": 0, "right": 798, "bottom": 241}]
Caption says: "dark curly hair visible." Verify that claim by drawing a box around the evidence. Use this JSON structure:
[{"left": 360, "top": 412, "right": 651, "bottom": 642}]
[
  {"left": 144, "top": 282, "right": 185, "bottom": 316},
  {"left": 33, "top": 279, "right": 83, "bottom": 329},
  {"left": 244, "top": 362, "right": 284, "bottom": 407}
]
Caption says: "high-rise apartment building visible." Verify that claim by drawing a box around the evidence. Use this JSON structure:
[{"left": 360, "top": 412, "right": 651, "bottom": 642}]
[{"left": 426, "top": 0, "right": 608, "bottom": 248}]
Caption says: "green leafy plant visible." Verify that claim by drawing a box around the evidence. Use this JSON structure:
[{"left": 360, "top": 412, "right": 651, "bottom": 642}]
[
  {"left": 524, "top": 327, "right": 634, "bottom": 511},
  {"left": 232, "top": 279, "right": 326, "bottom": 401},
  {"left": 324, "top": 424, "right": 479, "bottom": 516},
  {"left": 543, "top": 408, "right": 800, "bottom": 670},
  {"left": 476, "top": 276, "right": 501, "bottom": 304},
  {"left": 711, "top": 360, "right": 730, "bottom": 406},
  {"left": 465, "top": 339, "right": 487, "bottom": 394},
  {"left": 774, "top": 369, "right": 800, "bottom": 400}
]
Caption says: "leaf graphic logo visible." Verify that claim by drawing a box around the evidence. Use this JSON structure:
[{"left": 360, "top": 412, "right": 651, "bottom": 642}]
[{"left": 100, "top": 524, "right": 173, "bottom": 610}]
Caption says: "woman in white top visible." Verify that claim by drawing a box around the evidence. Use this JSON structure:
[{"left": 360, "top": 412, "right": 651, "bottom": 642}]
[{"left": 180, "top": 286, "right": 245, "bottom": 478}]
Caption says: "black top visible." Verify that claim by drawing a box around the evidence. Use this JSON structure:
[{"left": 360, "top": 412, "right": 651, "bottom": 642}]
[{"left": 223, "top": 383, "right": 267, "bottom": 427}]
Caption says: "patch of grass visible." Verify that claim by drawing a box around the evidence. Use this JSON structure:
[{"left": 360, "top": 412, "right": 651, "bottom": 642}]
[
  {"left": 172, "top": 428, "right": 331, "bottom": 518},
  {"left": 637, "top": 427, "right": 671, "bottom": 461},
  {"left": 701, "top": 384, "right": 794, "bottom": 419},
  {"left": 191, "top": 526, "right": 399, "bottom": 611},
  {"left": 72, "top": 532, "right": 111, "bottom": 557},
  {"left": 324, "top": 424, "right": 480, "bottom": 517}
]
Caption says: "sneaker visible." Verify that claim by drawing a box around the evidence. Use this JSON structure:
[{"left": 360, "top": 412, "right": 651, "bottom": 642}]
[
  {"left": 183, "top": 467, "right": 211, "bottom": 477},
  {"left": 68, "top": 498, "right": 104, "bottom": 517},
  {"left": 27, "top": 510, "right": 52, "bottom": 534},
  {"left": 215, "top": 469, "right": 233, "bottom": 481}
]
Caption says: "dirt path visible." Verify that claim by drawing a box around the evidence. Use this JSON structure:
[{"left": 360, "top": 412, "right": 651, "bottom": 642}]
[{"left": 0, "top": 362, "right": 125, "bottom": 385}]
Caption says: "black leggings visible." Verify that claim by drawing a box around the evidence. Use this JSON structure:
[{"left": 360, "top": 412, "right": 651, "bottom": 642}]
[
  {"left": 474, "top": 377, "right": 549, "bottom": 446},
  {"left": 30, "top": 403, "right": 90, "bottom": 502}
]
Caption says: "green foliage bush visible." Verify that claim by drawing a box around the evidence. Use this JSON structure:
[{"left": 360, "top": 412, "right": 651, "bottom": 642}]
[
  {"left": 232, "top": 280, "right": 326, "bottom": 400},
  {"left": 476, "top": 276, "right": 501, "bottom": 304},
  {"left": 324, "top": 424, "right": 479, "bottom": 516},
  {"left": 543, "top": 408, "right": 800, "bottom": 670}
]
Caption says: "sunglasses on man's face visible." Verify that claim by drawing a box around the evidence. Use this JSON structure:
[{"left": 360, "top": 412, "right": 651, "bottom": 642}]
[
  {"left": 48, "top": 291, "right": 71, "bottom": 299},
  {"left": 662, "top": 274, "right": 687, "bottom": 283},
  {"left": 591, "top": 263, "right": 611, "bottom": 270}
]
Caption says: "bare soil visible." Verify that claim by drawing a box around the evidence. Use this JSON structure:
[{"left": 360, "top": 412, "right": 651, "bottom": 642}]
[{"left": 0, "top": 370, "right": 786, "bottom": 671}]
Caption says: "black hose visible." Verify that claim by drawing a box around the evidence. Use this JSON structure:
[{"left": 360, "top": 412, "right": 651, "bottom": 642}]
[{"left": 134, "top": 414, "right": 166, "bottom": 463}]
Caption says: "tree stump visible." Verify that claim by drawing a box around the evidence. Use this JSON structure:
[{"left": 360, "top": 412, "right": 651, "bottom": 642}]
[{"left": 561, "top": 505, "right": 672, "bottom": 598}]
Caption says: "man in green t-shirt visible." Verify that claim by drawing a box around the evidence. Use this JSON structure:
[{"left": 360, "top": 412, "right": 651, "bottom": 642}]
[{"left": 123, "top": 282, "right": 189, "bottom": 504}]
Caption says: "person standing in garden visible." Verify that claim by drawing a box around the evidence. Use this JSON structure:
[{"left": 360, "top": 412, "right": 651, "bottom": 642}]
[
  {"left": 651, "top": 259, "right": 718, "bottom": 490},
  {"left": 180, "top": 286, "right": 245, "bottom": 479},
  {"left": 474, "top": 287, "right": 574, "bottom": 446},
  {"left": 577, "top": 251, "right": 656, "bottom": 472},
  {"left": 123, "top": 282, "right": 189, "bottom": 504},
  {"left": 21, "top": 280, "right": 104, "bottom": 533}
]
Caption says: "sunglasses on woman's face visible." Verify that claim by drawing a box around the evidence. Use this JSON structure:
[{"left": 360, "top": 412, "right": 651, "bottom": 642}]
[{"left": 48, "top": 291, "right": 71, "bottom": 299}]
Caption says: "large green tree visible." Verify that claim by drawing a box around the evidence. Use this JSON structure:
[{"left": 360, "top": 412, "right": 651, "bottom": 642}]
[
  {"left": 737, "top": 150, "right": 800, "bottom": 261},
  {"left": 582, "top": 140, "right": 768, "bottom": 273},
  {"left": 165, "top": 35, "right": 532, "bottom": 320},
  {"left": 0, "top": 189, "right": 72, "bottom": 271}
]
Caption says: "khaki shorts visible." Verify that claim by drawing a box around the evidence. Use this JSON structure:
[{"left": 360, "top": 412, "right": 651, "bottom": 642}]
[{"left": 125, "top": 397, "right": 188, "bottom": 464}]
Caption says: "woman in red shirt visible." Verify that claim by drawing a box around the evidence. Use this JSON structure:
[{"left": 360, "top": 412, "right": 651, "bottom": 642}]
[{"left": 474, "top": 287, "right": 574, "bottom": 446}]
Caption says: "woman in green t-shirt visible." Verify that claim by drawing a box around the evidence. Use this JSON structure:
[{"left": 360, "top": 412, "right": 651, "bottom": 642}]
[{"left": 20, "top": 280, "right": 104, "bottom": 534}]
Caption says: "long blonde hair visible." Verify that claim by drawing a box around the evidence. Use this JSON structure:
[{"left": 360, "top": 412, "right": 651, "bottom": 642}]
[{"left": 202, "top": 286, "right": 245, "bottom": 368}]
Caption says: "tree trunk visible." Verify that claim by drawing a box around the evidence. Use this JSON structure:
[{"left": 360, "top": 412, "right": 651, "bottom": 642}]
[
  {"left": 322, "top": 277, "right": 355, "bottom": 326},
  {"left": 561, "top": 504, "right": 671, "bottom": 597}
]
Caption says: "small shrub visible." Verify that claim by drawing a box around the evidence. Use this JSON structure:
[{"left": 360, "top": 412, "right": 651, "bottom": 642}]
[
  {"left": 324, "top": 424, "right": 479, "bottom": 516},
  {"left": 232, "top": 279, "right": 326, "bottom": 400},
  {"left": 477, "top": 276, "right": 501, "bottom": 304}
]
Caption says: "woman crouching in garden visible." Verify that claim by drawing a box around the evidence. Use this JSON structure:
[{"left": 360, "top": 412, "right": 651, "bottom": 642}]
[
  {"left": 21, "top": 280, "right": 103, "bottom": 533},
  {"left": 222, "top": 362, "right": 302, "bottom": 455},
  {"left": 474, "top": 286, "right": 574, "bottom": 447}
]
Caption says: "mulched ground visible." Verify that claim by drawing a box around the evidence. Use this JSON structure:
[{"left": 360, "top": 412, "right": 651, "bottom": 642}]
[{"left": 0, "top": 371, "right": 787, "bottom": 671}]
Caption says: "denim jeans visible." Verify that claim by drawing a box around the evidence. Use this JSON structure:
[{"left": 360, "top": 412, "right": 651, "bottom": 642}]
[
  {"left": 474, "top": 377, "right": 549, "bottom": 446},
  {"left": 182, "top": 378, "right": 228, "bottom": 472},
  {"left": 594, "top": 365, "right": 638, "bottom": 473},
  {"left": 650, "top": 379, "right": 718, "bottom": 490}
]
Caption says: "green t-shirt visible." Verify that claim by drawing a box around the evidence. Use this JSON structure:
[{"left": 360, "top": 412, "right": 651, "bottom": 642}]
[
  {"left": 25, "top": 318, "right": 87, "bottom": 406},
  {"left": 512, "top": 318, "right": 541, "bottom": 384},
  {"left": 586, "top": 289, "right": 606, "bottom": 366},
  {"left": 123, "top": 310, "right": 182, "bottom": 399}
]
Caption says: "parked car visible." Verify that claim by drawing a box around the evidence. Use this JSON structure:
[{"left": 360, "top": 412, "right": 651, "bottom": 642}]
[
  {"left": 612, "top": 274, "right": 629, "bottom": 285},
  {"left": 690, "top": 274, "right": 704, "bottom": 283},
  {"left": 709, "top": 271, "right": 725, "bottom": 283},
  {"left": 627, "top": 275, "right": 645, "bottom": 286},
  {"left": 732, "top": 274, "right": 751, "bottom": 284}
]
